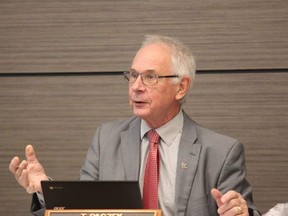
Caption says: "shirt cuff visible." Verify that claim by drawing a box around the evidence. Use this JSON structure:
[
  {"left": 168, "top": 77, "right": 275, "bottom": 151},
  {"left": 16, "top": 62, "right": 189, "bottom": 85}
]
[{"left": 36, "top": 192, "right": 46, "bottom": 208}]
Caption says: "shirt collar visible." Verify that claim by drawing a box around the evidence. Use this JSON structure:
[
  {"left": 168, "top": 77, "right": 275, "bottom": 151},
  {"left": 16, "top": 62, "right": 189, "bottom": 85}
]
[{"left": 140, "top": 109, "right": 184, "bottom": 146}]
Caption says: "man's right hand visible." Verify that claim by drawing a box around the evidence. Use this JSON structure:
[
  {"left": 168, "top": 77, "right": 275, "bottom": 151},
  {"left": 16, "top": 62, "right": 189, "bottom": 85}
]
[{"left": 9, "top": 144, "right": 49, "bottom": 194}]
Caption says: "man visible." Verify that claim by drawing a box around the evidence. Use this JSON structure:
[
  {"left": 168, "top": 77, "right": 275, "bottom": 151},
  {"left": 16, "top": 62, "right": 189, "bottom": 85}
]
[{"left": 9, "top": 35, "right": 260, "bottom": 216}]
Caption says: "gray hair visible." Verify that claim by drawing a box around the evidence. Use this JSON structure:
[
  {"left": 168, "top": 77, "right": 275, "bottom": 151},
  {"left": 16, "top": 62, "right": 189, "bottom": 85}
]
[
  {"left": 141, "top": 35, "right": 196, "bottom": 81},
  {"left": 141, "top": 35, "right": 196, "bottom": 103}
]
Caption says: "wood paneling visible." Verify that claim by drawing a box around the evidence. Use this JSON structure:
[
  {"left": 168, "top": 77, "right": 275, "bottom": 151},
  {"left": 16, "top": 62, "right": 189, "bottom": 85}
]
[
  {"left": 1, "top": 72, "right": 288, "bottom": 215},
  {"left": 0, "top": 0, "right": 287, "bottom": 73},
  {"left": 0, "top": 74, "right": 131, "bottom": 215},
  {"left": 1, "top": 0, "right": 287, "bottom": 215}
]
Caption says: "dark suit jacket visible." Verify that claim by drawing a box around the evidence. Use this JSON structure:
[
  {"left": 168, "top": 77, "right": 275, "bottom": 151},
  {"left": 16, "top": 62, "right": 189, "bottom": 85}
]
[{"left": 32, "top": 111, "right": 260, "bottom": 216}]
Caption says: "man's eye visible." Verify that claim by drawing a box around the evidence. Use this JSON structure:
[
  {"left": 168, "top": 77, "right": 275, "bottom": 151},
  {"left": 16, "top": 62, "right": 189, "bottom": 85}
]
[
  {"left": 145, "top": 73, "right": 156, "bottom": 80},
  {"left": 130, "top": 72, "right": 138, "bottom": 79}
]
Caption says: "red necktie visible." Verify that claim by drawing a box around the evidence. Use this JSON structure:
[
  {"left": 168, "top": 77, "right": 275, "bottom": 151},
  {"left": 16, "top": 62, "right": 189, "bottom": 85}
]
[{"left": 143, "top": 129, "right": 160, "bottom": 209}]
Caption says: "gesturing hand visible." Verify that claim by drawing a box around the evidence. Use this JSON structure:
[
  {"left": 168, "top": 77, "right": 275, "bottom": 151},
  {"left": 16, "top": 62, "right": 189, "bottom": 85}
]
[
  {"left": 9, "top": 144, "right": 48, "bottom": 194},
  {"left": 211, "top": 188, "right": 249, "bottom": 216}
]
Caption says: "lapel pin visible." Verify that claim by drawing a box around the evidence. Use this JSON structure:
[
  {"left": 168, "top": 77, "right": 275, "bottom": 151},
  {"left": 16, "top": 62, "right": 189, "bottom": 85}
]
[{"left": 181, "top": 162, "right": 188, "bottom": 169}]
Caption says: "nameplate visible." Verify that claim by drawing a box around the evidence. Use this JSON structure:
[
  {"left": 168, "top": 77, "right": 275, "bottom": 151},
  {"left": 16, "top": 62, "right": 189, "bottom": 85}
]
[{"left": 45, "top": 209, "right": 161, "bottom": 216}]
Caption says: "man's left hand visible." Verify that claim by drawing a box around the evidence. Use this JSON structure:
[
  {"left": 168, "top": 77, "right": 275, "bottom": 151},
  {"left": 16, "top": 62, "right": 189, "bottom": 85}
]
[{"left": 211, "top": 188, "right": 249, "bottom": 216}]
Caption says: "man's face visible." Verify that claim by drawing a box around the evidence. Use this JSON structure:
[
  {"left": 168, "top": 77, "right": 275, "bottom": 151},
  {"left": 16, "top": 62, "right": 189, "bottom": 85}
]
[{"left": 128, "top": 43, "right": 182, "bottom": 128}]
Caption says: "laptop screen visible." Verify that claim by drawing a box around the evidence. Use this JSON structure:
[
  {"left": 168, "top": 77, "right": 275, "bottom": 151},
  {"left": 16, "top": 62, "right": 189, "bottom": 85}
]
[{"left": 41, "top": 181, "right": 143, "bottom": 210}]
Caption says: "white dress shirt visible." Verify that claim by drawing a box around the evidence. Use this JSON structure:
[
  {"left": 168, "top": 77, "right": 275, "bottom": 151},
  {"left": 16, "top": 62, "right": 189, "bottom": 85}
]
[{"left": 139, "top": 110, "right": 184, "bottom": 216}]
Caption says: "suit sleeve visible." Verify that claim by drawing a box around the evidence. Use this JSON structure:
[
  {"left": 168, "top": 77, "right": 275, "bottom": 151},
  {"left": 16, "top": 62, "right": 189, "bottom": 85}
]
[
  {"left": 30, "top": 193, "right": 46, "bottom": 216},
  {"left": 79, "top": 125, "right": 101, "bottom": 180},
  {"left": 217, "top": 141, "right": 261, "bottom": 216}
]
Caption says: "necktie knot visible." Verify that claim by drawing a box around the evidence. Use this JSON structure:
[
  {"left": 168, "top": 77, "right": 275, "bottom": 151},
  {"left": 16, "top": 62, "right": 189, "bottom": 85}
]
[{"left": 147, "top": 129, "right": 160, "bottom": 144}]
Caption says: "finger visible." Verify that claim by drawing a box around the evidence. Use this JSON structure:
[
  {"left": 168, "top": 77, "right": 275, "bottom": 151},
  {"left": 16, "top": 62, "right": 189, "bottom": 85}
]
[
  {"left": 18, "top": 169, "right": 29, "bottom": 188},
  {"left": 25, "top": 144, "right": 38, "bottom": 163},
  {"left": 233, "top": 206, "right": 244, "bottom": 215},
  {"left": 221, "top": 190, "right": 240, "bottom": 203},
  {"left": 218, "top": 196, "right": 242, "bottom": 214},
  {"left": 15, "top": 160, "right": 28, "bottom": 177},
  {"left": 211, "top": 188, "right": 223, "bottom": 207},
  {"left": 238, "top": 195, "right": 248, "bottom": 215},
  {"left": 9, "top": 156, "right": 20, "bottom": 174}
]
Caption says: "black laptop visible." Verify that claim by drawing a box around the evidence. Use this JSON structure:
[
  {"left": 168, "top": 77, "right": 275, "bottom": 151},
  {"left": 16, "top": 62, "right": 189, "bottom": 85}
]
[{"left": 41, "top": 181, "right": 143, "bottom": 210}]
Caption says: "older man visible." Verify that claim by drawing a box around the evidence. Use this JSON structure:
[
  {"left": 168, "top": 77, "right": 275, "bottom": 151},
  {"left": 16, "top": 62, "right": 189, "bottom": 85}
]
[{"left": 10, "top": 35, "right": 260, "bottom": 216}]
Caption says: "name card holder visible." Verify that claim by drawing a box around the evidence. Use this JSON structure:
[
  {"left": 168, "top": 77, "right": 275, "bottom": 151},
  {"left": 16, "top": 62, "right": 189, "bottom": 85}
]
[{"left": 45, "top": 209, "right": 161, "bottom": 216}]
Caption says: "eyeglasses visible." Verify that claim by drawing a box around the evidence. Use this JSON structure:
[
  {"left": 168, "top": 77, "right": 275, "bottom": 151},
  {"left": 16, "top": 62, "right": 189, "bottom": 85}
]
[{"left": 123, "top": 71, "right": 179, "bottom": 86}]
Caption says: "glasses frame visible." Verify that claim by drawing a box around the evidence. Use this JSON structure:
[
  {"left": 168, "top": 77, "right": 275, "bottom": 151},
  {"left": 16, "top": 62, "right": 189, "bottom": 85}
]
[{"left": 123, "top": 71, "right": 179, "bottom": 86}]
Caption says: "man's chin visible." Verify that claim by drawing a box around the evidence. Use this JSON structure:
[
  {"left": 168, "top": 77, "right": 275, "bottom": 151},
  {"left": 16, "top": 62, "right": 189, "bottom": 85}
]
[{"left": 132, "top": 108, "right": 149, "bottom": 119}]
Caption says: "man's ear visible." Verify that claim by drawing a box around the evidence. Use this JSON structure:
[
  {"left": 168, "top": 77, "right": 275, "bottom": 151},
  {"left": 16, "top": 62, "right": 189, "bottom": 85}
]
[{"left": 175, "top": 76, "right": 192, "bottom": 101}]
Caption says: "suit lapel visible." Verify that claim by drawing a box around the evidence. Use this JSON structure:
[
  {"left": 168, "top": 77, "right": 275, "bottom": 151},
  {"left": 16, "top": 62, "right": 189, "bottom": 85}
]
[
  {"left": 175, "top": 112, "right": 202, "bottom": 215},
  {"left": 120, "top": 118, "right": 142, "bottom": 180},
  {"left": 119, "top": 113, "right": 202, "bottom": 214}
]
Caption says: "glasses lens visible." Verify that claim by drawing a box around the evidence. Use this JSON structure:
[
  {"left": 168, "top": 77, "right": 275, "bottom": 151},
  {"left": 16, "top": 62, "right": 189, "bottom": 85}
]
[
  {"left": 124, "top": 71, "right": 158, "bottom": 86},
  {"left": 142, "top": 73, "right": 157, "bottom": 86},
  {"left": 124, "top": 71, "right": 139, "bottom": 84},
  {"left": 130, "top": 71, "right": 138, "bottom": 81}
]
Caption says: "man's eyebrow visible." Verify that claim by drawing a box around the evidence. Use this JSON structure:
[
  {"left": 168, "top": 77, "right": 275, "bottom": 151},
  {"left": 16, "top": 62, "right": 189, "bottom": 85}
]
[
  {"left": 146, "top": 69, "right": 157, "bottom": 73},
  {"left": 130, "top": 68, "right": 157, "bottom": 73}
]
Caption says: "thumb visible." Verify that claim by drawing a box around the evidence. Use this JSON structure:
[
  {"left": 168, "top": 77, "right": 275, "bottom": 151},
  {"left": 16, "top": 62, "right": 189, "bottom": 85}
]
[
  {"left": 25, "top": 144, "right": 37, "bottom": 163},
  {"left": 211, "top": 188, "right": 223, "bottom": 207}
]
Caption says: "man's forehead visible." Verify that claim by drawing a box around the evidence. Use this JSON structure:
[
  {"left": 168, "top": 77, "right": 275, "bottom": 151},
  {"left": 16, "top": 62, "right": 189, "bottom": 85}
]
[{"left": 131, "top": 44, "right": 172, "bottom": 72}]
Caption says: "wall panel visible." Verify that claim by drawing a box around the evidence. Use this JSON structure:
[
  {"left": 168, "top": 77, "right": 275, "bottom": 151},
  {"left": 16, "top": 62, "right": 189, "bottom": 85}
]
[
  {"left": 1, "top": 0, "right": 287, "bottom": 215},
  {"left": 0, "top": 0, "right": 287, "bottom": 73},
  {"left": 1, "top": 71, "right": 287, "bottom": 215}
]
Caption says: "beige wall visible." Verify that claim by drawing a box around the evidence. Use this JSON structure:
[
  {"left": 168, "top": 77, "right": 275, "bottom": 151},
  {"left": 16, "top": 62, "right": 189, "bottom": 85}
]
[{"left": 1, "top": 1, "right": 288, "bottom": 215}]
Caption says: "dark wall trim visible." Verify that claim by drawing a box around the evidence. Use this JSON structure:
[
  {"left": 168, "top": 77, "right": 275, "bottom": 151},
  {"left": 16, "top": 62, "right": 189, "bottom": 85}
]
[{"left": 0, "top": 68, "right": 287, "bottom": 77}]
